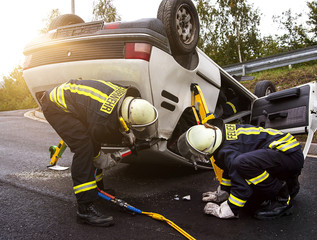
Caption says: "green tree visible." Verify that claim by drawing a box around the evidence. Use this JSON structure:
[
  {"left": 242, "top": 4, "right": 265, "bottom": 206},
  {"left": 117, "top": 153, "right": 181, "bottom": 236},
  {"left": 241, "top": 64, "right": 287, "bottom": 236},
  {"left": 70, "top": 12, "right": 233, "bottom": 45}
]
[
  {"left": 273, "top": 9, "right": 313, "bottom": 51},
  {"left": 93, "top": 0, "right": 121, "bottom": 22},
  {"left": 307, "top": 0, "right": 317, "bottom": 40},
  {"left": 40, "top": 9, "right": 61, "bottom": 34},
  {"left": 195, "top": 0, "right": 262, "bottom": 65},
  {"left": 259, "top": 36, "right": 282, "bottom": 56},
  {"left": 0, "top": 66, "right": 37, "bottom": 111}
]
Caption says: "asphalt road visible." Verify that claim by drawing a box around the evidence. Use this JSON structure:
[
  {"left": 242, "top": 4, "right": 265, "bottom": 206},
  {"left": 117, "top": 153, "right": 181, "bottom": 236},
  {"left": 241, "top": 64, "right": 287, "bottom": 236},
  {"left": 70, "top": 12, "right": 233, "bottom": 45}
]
[{"left": 1, "top": 109, "right": 317, "bottom": 240}]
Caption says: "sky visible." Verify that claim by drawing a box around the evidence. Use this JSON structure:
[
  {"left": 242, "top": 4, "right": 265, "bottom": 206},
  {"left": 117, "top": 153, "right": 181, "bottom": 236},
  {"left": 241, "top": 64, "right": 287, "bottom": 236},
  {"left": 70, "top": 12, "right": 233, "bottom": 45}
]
[{"left": 0, "top": 0, "right": 310, "bottom": 78}]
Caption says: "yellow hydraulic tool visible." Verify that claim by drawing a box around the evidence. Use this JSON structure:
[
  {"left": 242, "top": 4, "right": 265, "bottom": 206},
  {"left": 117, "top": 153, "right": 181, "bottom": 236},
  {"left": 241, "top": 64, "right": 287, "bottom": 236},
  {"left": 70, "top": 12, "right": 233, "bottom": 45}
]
[
  {"left": 190, "top": 83, "right": 223, "bottom": 183},
  {"left": 48, "top": 139, "right": 69, "bottom": 170},
  {"left": 98, "top": 188, "right": 196, "bottom": 240}
]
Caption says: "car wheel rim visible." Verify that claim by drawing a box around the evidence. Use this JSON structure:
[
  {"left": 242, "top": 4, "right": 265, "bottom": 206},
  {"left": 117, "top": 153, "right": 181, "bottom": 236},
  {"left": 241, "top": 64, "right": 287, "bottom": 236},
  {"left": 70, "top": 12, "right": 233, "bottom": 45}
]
[
  {"left": 265, "top": 87, "right": 273, "bottom": 95},
  {"left": 176, "top": 4, "right": 194, "bottom": 45}
]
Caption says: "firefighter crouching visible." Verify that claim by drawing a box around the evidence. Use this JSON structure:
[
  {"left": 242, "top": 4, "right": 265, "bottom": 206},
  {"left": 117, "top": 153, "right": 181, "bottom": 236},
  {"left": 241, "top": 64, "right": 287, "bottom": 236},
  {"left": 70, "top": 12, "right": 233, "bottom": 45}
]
[
  {"left": 177, "top": 119, "right": 304, "bottom": 220},
  {"left": 41, "top": 79, "right": 158, "bottom": 227}
]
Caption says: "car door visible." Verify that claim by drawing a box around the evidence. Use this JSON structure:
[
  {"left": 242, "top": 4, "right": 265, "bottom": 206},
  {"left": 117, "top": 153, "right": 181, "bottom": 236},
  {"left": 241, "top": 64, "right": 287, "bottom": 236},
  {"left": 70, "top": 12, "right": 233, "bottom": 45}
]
[{"left": 250, "top": 81, "right": 317, "bottom": 158}]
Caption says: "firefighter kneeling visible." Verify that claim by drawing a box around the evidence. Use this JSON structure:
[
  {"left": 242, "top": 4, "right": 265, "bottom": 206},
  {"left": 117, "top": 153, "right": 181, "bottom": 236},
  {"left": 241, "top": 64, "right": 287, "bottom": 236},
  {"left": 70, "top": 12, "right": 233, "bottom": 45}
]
[
  {"left": 178, "top": 120, "right": 304, "bottom": 220},
  {"left": 41, "top": 79, "right": 158, "bottom": 227}
]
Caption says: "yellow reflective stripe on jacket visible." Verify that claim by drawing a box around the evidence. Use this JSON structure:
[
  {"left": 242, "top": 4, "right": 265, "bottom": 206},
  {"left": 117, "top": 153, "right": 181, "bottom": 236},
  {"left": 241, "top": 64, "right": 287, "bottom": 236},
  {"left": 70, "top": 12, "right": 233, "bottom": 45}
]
[
  {"left": 228, "top": 194, "right": 247, "bottom": 207},
  {"left": 95, "top": 173, "right": 103, "bottom": 183},
  {"left": 226, "top": 101, "right": 237, "bottom": 114},
  {"left": 221, "top": 178, "right": 232, "bottom": 187},
  {"left": 57, "top": 83, "right": 67, "bottom": 109},
  {"left": 103, "top": 81, "right": 119, "bottom": 90},
  {"left": 247, "top": 171, "right": 269, "bottom": 185},
  {"left": 269, "top": 133, "right": 300, "bottom": 152},
  {"left": 63, "top": 83, "right": 108, "bottom": 103},
  {"left": 50, "top": 82, "right": 108, "bottom": 111},
  {"left": 94, "top": 152, "right": 101, "bottom": 159},
  {"left": 73, "top": 180, "right": 97, "bottom": 194},
  {"left": 49, "top": 87, "right": 70, "bottom": 112},
  {"left": 236, "top": 127, "right": 282, "bottom": 136}
]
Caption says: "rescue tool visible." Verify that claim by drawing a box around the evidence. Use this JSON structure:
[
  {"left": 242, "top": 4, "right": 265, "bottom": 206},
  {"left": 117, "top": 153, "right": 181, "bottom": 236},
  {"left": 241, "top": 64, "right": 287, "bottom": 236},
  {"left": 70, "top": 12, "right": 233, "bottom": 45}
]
[
  {"left": 48, "top": 139, "right": 69, "bottom": 170},
  {"left": 95, "top": 171, "right": 196, "bottom": 240}
]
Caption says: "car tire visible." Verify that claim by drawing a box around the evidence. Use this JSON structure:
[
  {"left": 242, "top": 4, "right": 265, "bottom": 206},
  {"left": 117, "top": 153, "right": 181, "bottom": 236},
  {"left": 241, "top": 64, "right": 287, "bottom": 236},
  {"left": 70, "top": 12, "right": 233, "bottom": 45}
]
[
  {"left": 254, "top": 80, "right": 276, "bottom": 97},
  {"left": 157, "top": 0, "right": 199, "bottom": 55},
  {"left": 48, "top": 14, "right": 85, "bottom": 31}
]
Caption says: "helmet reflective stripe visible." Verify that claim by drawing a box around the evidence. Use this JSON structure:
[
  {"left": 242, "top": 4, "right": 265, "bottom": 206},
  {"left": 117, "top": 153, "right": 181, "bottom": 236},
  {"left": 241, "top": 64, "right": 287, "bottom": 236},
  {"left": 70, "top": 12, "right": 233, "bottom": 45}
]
[
  {"left": 228, "top": 194, "right": 246, "bottom": 208},
  {"left": 247, "top": 171, "right": 269, "bottom": 185},
  {"left": 73, "top": 180, "right": 97, "bottom": 194}
]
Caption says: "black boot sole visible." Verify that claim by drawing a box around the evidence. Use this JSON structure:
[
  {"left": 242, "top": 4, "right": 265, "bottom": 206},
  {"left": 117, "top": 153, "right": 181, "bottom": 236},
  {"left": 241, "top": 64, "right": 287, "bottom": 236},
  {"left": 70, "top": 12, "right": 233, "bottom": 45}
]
[
  {"left": 77, "top": 216, "right": 114, "bottom": 227},
  {"left": 254, "top": 205, "right": 293, "bottom": 220}
]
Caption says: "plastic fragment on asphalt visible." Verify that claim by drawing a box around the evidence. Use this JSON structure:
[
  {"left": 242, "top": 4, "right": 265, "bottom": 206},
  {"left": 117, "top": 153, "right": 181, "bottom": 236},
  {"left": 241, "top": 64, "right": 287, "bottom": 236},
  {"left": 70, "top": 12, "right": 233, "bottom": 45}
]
[
  {"left": 173, "top": 195, "right": 180, "bottom": 200},
  {"left": 182, "top": 195, "right": 191, "bottom": 201}
]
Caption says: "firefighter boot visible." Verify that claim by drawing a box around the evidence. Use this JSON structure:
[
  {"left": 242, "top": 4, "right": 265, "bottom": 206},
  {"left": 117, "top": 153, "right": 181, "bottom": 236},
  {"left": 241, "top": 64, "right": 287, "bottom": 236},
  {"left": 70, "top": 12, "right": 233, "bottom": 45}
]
[
  {"left": 286, "top": 175, "right": 300, "bottom": 199},
  {"left": 254, "top": 182, "right": 292, "bottom": 220},
  {"left": 77, "top": 202, "right": 114, "bottom": 227}
]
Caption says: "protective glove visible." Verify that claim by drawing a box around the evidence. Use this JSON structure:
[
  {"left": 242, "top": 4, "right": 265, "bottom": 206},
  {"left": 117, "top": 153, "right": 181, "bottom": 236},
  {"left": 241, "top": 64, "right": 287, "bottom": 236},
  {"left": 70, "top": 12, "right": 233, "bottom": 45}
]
[
  {"left": 202, "top": 185, "right": 229, "bottom": 203},
  {"left": 204, "top": 200, "right": 238, "bottom": 219},
  {"left": 93, "top": 152, "right": 117, "bottom": 170}
]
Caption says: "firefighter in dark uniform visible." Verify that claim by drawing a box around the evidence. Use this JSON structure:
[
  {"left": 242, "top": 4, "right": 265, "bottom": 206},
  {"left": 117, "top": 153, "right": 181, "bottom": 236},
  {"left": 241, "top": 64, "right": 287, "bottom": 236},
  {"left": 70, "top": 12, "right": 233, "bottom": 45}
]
[
  {"left": 178, "top": 120, "right": 304, "bottom": 219},
  {"left": 41, "top": 79, "right": 158, "bottom": 227}
]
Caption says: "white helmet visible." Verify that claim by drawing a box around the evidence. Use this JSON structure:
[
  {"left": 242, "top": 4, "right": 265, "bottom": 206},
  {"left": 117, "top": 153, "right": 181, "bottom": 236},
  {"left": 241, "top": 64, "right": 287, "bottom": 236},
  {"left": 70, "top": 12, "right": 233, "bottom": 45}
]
[
  {"left": 185, "top": 124, "right": 223, "bottom": 155},
  {"left": 121, "top": 97, "right": 158, "bottom": 129}
]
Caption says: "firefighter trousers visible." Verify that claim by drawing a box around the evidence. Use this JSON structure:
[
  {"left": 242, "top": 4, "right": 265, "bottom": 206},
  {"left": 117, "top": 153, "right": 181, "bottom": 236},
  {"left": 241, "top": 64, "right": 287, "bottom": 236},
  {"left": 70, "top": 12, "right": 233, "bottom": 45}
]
[
  {"left": 42, "top": 92, "right": 103, "bottom": 204},
  {"left": 230, "top": 148, "right": 304, "bottom": 200}
]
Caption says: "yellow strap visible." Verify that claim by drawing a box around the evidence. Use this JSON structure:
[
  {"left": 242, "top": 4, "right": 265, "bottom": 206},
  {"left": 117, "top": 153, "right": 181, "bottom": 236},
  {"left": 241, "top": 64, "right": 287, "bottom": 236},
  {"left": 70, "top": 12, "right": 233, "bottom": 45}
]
[
  {"left": 119, "top": 117, "right": 130, "bottom": 132},
  {"left": 142, "top": 212, "right": 196, "bottom": 240},
  {"left": 191, "top": 91, "right": 201, "bottom": 124},
  {"left": 202, "top": 114, "right": 215, "bottom": 124},
  {"left": 210, "top": 156, "right": 223, "bottom": 184},
  {"left": 191, "top": 106, "right": 201, "bottom": 125},
  {"left": 194, "top": 85, "right": 209, "bottom": 118},
  {"left": 226, "top": 101, "right": 237, "bottom": 114}
]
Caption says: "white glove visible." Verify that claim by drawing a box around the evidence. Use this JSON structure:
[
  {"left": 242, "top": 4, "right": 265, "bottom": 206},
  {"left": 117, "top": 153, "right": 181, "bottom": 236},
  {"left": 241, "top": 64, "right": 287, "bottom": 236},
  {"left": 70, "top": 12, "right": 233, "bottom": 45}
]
[
  {"left": 202, "top": 185, "right": 229, "bottom": 203},
  {"left": 93, "top": 152, "right": 117, "bottom": 170},
  {"left": 204, "top": 201, "right": 238, "bottom": 219}
]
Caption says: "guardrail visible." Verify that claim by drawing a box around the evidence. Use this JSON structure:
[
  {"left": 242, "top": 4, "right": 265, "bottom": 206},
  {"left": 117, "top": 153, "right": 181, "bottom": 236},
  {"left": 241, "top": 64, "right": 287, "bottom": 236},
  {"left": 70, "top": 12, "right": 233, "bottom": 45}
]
[{"left": 223, "top": 45, "right": 317, "bottom": 76}]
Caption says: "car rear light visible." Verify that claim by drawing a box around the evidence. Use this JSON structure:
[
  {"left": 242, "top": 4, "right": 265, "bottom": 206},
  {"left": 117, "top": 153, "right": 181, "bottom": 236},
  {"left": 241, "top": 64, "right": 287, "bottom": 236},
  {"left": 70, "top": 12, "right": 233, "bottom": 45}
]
[
  {"left": 104, "top": 22, "right": 120, "bottom": 29},
  {"left": 125, "top": 43, "right": 152, "bottom": 61},
  {"left": 23, "top": 55, "right": 32, "bottom": 70}
]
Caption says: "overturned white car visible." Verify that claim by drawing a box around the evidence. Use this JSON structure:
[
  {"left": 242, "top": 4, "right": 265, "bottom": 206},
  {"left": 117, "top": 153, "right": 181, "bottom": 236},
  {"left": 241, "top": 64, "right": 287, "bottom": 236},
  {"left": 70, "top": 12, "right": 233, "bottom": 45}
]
[{"left": 23, "top": 0, "right": 317, "bottom": 169}]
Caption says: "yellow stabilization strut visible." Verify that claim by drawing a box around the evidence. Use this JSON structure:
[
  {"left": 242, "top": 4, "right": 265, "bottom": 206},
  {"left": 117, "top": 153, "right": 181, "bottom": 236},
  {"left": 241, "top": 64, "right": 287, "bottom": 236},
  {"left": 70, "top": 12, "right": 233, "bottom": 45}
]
[{"left": 190, "top": 83, "right": 224, "bottom": 183}]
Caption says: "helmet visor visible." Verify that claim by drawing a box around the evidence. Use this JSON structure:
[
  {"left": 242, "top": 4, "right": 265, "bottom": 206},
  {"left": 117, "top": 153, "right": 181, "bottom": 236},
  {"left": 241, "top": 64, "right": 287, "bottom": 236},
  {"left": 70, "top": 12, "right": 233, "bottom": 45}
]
[{"left": 177, "top": 132, "right": 211, "bottom": 164}]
